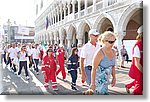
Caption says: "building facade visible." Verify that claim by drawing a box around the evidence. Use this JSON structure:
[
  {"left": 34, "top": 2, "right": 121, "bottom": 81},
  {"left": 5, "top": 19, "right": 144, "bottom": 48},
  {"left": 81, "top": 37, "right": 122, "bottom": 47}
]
[
  {"left": 34, "top": 0, "right": 143, "bottom": 53},
  {"left": 3, "top": 20, "right": 35, "bottom": 44}
]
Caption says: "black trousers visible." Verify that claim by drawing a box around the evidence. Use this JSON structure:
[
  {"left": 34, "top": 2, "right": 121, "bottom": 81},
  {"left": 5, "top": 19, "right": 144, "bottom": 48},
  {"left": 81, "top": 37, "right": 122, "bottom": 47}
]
[
  {"left": 18, "top": 61, "right": 28, "bottom": 76},
  {"left": 1, "top": 53, "right": 7, "bottom": 64},
  {"left": 28, "top": 56, "right": 32, "bottom": 68},
  {"left": 10, "top": 58, "right": 17, "bottom": 72},
  {"left": 33, "top": 59, "right": 39, "bottom": 72},
  {"left": 70, "top": 70, "right": 77, "bottom": 87},
  {"left": 6, "top": 57, "right": 11, "bottom": 67}
]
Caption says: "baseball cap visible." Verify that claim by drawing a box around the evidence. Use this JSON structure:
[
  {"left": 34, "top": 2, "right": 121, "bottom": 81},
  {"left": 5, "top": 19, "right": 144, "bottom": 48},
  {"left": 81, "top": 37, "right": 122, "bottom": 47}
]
[
  {"left": 59, "top": 44, "right": 64, "bottom": 48},
  {"left": 137, "top": 25, "right": 143, "bottom": 34},
  {"left": 88, "top": 29, "right": 100, "bottom": 35}
]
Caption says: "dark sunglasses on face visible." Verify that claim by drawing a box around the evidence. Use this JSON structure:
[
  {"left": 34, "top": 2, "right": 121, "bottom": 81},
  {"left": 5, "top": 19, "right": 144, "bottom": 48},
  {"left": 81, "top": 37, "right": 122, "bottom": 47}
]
[
  {"left": 91, "top": 34, "right": 98, "bottom": 37},
  {"left": 106, "top": 39, "right": 116, "bottom": 44}
]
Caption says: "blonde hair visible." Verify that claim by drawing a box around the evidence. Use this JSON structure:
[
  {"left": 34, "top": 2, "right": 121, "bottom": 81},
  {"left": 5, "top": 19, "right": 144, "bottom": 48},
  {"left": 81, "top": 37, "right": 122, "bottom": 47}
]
[{"left": 98, "top": 31, "right": 116, "bottom": 44}]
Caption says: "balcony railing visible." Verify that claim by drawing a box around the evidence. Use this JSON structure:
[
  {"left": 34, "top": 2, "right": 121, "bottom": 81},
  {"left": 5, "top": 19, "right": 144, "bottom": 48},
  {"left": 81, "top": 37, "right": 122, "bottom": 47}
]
[
  {"left": 80, "top": 10, "right": 85, "bottom": 17},
  {"left": 75, "top": 13, "right": 78, "bottom": 19},
  {"left": 87, "top": 6, "right": 93, "bottom": 14},
  {"left": 96, "top": 1, "right": 103, "bottom": 10}
]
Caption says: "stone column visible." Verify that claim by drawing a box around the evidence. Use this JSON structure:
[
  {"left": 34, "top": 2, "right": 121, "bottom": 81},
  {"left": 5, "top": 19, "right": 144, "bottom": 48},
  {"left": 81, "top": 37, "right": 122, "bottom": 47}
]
[
  {"left": 93, "top": 0, "right": 96, "bottom": 11},
  {"left": 71, "top": 0, "right": 76, "bottom": 14},
  {"left": 67, "top": 39, "right": 72, "bottom": 54},
  {"left": 85, "top": 0, "right": 87, "bottom": 14},
  {"left": 60, "top": 39, "right": 64, "bottom": 45},
  {"left": 52, "top": 11, "right": 54, "bottom": 25},
  {"left": 104, "top": 0, "right": 108, "bottom": 7},
  {"left": 77, "top": 0, "right": 81, "bottom": 17},
  {"left": 67, "top": 3, "right": 71, "bottom": 15},
  {"left": 115, "top": 32, "right": 125, "bottom": 67},
  {"left": 54, "top": 13, "right": 57, "bottom": 24},
  {"left": 63, "top": 5, "right": 67, "bottom": 19},
  {"left": 59, "top": 5, "right": 63, "bottom": 21},
  {"left": 77, "top": 31, "right": 83, "bottom": 45}
]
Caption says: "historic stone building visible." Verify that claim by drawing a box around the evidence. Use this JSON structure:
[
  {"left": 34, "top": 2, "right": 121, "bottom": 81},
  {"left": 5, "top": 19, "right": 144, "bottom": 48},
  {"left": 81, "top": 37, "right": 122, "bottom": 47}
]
[{"left": 34, "top": 0, "right": 143, "bottom": 54}]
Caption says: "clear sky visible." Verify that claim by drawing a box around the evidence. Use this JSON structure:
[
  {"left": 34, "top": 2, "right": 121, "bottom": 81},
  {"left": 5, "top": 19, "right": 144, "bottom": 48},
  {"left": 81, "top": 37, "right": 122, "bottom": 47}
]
[{"left": 0, "top": 0, "right": 35, "bottom": 27}]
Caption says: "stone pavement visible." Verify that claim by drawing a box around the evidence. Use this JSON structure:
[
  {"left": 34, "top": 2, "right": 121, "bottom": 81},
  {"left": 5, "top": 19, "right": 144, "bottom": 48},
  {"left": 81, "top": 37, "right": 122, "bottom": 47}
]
[{"left": 0, "top": 61, "right": 134, "bottom": 95}]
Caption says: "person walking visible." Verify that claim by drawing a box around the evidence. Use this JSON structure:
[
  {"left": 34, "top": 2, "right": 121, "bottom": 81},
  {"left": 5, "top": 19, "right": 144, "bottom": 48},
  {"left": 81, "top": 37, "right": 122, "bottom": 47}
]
[
  {"left": 7, "top": 43, "right": 18, "bottom": 74},
  {"left": 89, "top": 31, "right": 116, "bottom": 95},
  {"left": 17, "top": 46, "right": 30, "bottom": 80},
  {"left": 56, "top": 44, "right": 66, "bottom": 81},
  {"left": 120, "top": 45, "right": 128, "bottom": 68},
  {"left": 27, "top": 43, "right": 33, "bottom": 69},
  {"left": 125, "top": 25, "right": 143, "bottom": 95},
  {"left": 67, "top": 47, "right": 79, "bottom": 91},
  {"left": 80, "top": 29, "right": 100, "bottom": 86},
  {"left": 41, "top": 48, "right": 58, "bottom": 91},
  {"left": 31, "top": 44, "right": 40, "bottom": 75}
]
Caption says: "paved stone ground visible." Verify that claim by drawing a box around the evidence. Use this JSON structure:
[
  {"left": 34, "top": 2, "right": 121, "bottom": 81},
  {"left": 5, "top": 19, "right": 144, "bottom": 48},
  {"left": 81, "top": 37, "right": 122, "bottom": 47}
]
[{"left": 0, "top": 60, "right": 134, "bottom": 95}]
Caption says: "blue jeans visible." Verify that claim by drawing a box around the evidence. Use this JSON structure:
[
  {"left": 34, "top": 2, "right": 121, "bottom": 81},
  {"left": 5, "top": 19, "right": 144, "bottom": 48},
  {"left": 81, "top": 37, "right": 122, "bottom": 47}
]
[{"left": 85, "top": 66, "right": 92, "bottom": 85}]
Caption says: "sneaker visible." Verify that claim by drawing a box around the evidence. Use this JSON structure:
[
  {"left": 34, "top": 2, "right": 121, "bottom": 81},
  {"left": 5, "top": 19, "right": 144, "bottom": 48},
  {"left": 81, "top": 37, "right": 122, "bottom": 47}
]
[
  {"left": 52, "top": 88, "right": 58, "bottom": 91},
  {"left": 72, "top": 86, "right": 78, "bottom": 91},
  {"left": 63, "top": 79, "right": 67, "bottom": 82},
  {"left": 14, "top": 72, "right": 17, "bottom": 75},
  {"left": 125, "top": 85, "right": 130, "bottom": 94},
  {"left": 44, "top": 83, "right": 49, "bottom": 88},
  {"left": 18, "top": 74, "right": 21, "bottom": 78},
  {"left": 25, "top": 76, "right": 30, "bottom": 80},
  {"left": 36, "top": 72, "right": 39, "bottom": 75}
]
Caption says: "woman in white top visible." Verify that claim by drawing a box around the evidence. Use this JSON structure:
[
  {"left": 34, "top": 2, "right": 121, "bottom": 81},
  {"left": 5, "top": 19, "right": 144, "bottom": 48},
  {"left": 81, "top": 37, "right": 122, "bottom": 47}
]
[{"left": 18, "top": 46, "right": 29, "bottom": 80}]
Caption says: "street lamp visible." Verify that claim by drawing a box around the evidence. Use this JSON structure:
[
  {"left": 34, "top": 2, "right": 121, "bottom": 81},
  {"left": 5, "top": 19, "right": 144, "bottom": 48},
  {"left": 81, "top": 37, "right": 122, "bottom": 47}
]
[{"left": 7, "top": 19, "right": 11, "bottom": 44}]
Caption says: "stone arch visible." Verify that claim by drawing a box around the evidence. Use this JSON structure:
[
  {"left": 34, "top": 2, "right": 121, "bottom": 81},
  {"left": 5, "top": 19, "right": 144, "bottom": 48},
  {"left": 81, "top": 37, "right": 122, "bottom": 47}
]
[
  {"left": 78, "top": 20, "right": 91, "bottom": 44},
  {"left": 78, "top": 20, "right": 92, "bottom": 38},
  {"left": 67, "top": 24, "right": 77, "bottom": 39},
  {"left": 117, "top": 2, "right": 142, "bottom": 35},
  {"left": 94, "top": 12, "right": 116, "bottom": 33},
  {"left": 59, "top": 27, "right": 67, "bottom": 46},
  {"left": 67, "top": 24, "right": 77, "bottom": 46}
]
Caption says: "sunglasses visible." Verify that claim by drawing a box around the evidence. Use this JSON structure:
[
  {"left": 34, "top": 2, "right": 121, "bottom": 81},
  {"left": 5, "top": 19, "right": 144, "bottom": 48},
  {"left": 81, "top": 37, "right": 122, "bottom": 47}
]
[
  {"left": 106, "top": 39, "right": 116, "bottom": 44},
  {"left": 91, "top": 34, "right": 98, "bottom": 37}
]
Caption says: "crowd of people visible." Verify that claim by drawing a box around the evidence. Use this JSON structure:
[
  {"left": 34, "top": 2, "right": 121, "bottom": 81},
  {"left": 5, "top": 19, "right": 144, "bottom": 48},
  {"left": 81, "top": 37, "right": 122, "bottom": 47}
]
[{"left": 0, "top": 26, "right": 143, "bottom": 95}]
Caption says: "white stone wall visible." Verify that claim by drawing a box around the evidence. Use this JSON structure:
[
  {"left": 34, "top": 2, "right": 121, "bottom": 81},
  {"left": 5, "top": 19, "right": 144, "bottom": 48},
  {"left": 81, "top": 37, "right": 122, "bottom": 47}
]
[{"left": 34, "top": 0, "right": 143, "bottom": 53}]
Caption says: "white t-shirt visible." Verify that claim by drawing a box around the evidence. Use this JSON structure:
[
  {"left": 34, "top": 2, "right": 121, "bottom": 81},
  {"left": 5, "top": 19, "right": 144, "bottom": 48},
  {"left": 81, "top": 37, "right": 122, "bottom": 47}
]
[
  {"left": 133, "top": 45, "right": 140, "bottom": 58},
  {"left": 27, "top": 47, "right": 32, "bottom": 56},
  {"left": 19, "top": 51, "right": 28, "bottom": 61},
  {"left": 32, "top": 48, "right": 40, "bottom": 59},
  {"left": 80, "top": 42, "right": 101, "bottom": 67},
  {"left": 38, "top": 44, "right": 43, "bottom": 51},
  {"left": 8, "top": 47, "right": 18, "bottom": 59},
  {"left": 16, "top": 47, "right": 21, "bottom": 53}
]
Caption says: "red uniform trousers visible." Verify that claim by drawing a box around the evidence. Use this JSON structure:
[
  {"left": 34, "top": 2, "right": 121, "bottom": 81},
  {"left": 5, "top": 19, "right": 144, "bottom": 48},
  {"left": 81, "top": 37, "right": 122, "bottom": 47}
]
[
  {"left": 40, "top": 50, "right": 44, "bottom": 60},
  {"left": 42, "top": 66, "right": 57, "bottom": 89},
  {"left": 56, "top": 61, "right": 66, "bottom": 79}
]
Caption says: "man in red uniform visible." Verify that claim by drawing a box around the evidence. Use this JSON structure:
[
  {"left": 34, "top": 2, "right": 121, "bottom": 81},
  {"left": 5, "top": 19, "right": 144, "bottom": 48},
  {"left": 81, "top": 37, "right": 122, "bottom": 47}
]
[
  {"left": 56, "top": 44, "right": 66, "bottom": 81},
  {"left": 41, "top": 48, "right": 58, "bottom": 91},
  {"left": 126, "top": 25, "right": 143, "bottom": 95}
]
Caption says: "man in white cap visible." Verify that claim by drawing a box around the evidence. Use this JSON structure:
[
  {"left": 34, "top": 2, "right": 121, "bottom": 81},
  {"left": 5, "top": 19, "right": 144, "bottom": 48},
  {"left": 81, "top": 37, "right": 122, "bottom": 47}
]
[
  {"left": 80, "top": 29, "right": 101, "bottom": 87},
  {"left": 126, "top": 25, "right": 143, "bottom": 95}
]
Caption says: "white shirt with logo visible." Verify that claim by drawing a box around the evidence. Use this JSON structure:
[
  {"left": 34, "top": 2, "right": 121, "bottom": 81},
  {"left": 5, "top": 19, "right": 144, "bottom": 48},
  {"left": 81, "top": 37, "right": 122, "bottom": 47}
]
[{"left": 80, "top": 42, "right": 100, "bottom": 67}]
